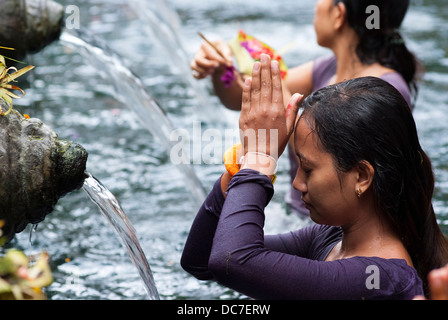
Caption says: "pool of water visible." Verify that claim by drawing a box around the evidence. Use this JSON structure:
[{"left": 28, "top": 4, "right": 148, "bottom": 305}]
[{"left": 3, "top": 0, "right": 448, "bottom": 300}]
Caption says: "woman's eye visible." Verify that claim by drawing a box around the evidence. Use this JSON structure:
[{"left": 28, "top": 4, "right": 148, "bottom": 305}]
[{"left": 302, "top": 167, "right": 312, "bottom": 176}]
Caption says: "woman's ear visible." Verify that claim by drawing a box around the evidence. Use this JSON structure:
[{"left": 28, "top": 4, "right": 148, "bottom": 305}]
[
  {"left": 333, "top": 2, "right": 347, "bottom": 30},
  {"left": 354, "top": 160, "right": 375, "bottom": 197}
]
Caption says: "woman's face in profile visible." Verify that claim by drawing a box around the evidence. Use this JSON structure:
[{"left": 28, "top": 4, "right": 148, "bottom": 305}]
[
  {"left": 293, "top": 116, "right": 360, "bottom": 226},
  {"left": 313, "top": 0, "right": 338, "bottom": 48}
]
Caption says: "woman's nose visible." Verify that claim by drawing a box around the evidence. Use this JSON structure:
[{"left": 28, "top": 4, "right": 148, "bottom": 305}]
[{"left": 293, "top": 168, "right": 307, "bottom": 194}]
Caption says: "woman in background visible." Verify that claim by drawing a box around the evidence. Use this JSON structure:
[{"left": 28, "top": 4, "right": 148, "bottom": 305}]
[{"left": 191, "top": 0, "right": 422, "bottom": 216}]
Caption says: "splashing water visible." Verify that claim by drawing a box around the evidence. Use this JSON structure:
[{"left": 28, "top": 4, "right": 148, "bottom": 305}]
[
  {"left": 82, "top": 173, "right": 159, "bottom": 300},
  {"left": 128, "top": 0, "right": 190, "bottom": 75},
  {"left": 127, "top": 0, "right": 222, "bottom": 123},
  {"left": 59, "top": 30, "right": 206, "bottom": 207}
]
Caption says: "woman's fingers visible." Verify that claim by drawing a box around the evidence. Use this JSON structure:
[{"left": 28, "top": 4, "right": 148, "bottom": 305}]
[
  {"left": 240, "top": 53, "right": 300, "bottom": 158},
  {"left": 191, "top": 40, "right": 232, "bottom": 79},
  {"left": 241, "top": 78, "right": 252, "bottom": 113},
  {"left": 286, "top": 93, "right": 304, "bottom": 133},
  {"left": 191, "top": 51, "right": 218, "bottom": 79},
  {"left": 270, "top": 60, "right": 283, "bottom": 109},
  {"left": 250, "top": 61, "right": 261, "bottom": 111},
  {"left": 191, "top": 60, "right": 213, "bottom": 79},
  {"left": 213, "top": 40, "right": 234, "bottom": 66},
  {"left": 202, "top": 41, "right": 227, "bottom": 66},
  {"left": 260, "top": 54, "right": 272, "bottom": 109},
  {"left": 428, "top": 264, "right": 448, "bottom": 300}
]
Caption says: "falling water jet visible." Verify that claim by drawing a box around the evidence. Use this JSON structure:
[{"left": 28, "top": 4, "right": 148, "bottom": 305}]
[
  {"left": 0, "top": 106, "right": 160, "bottom": 299},
  {"left": 29, "top": 224, "right": 39, "bottom": 245},
  {"left": 127, "top": 0, "right": 224, "bottom": 124},
  {"left": 128, "top": 0, "right": 189, "bottom": 72},
  {"left": 83, "top": 173, "right": 160, "bottom": 300},
  {"left": 145, "top": 0, "right": 182, "bottom": 33},
  {"left": 59, "top": 30, "right": 206, "bottom": 207},
  {"left": 0, "top": 105, "right": 160, "bottom": 299}
]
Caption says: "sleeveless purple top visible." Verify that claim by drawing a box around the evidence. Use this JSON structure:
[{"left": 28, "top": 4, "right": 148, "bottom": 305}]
[{"left": 287, "top": 55, "right": 413, "bottom": 217}]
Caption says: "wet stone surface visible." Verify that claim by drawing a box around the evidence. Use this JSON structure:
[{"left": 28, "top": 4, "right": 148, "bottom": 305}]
[{"left": 0, "top": 108, "right": 88, "bottom": 242}]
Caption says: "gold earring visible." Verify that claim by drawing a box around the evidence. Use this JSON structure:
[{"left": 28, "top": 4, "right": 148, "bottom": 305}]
[{"left": 356, "top": 188, "right": 362, "bottom": 198}]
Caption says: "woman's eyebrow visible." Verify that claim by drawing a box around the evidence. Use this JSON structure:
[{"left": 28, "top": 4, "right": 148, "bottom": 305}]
[
  {"left": 296, "top": 151, "right": 309, "bottom": 163},
  {"left": 296, "top": 151, "right": 318, "bottom": 167}
]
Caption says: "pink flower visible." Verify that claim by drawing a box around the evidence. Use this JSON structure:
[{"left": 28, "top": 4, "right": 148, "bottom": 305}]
[{"left": 221, "top": 66, "right": 235, "bottom": 88}]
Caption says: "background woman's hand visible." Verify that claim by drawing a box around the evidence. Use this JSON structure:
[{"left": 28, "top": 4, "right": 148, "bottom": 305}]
[
  {"left": 239, "top": 53, "right": 303, "bottom": 160},
  {"left": 190, "top": 39, "right": 233, "bottom": 79},
  {"left": 414, "top": 263, "right": 448, "bottom": 300}
]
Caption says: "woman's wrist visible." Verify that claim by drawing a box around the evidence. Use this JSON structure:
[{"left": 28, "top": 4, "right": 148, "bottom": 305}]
[
  {"left": 240, "top": 152, "right": 277, "bottom": 179},
  {"left": 223, "top": 143, "right": 277, "bottom": 183}
]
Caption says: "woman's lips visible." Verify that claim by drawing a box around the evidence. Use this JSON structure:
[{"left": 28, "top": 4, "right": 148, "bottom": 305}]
[{"left": 302, "top": 198, "right": 312, "bottom": 209}]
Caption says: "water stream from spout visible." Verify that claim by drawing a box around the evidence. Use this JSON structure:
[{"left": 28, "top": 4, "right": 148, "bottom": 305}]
[
  {"left": 82, "top": 173, "right": 159, "bottom": 300},
  {"left": 59, "top": 30, "right": 206, "bottom": 207},
  {"left": 127, "top": 0, "right": 221, "bottom": 123}
]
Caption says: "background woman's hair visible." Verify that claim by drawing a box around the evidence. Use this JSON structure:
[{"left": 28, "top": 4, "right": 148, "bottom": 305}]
[
  {"left": 300, "top": 76, "right": 448, "bottom": 295},
  {"left": 335, "top": 0, "right": 423, "bottom": 102}
]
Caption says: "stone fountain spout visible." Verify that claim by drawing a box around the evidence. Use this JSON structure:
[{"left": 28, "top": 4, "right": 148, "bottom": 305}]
[
  {"left": 0, "top": 0, "right": 65, "bottom": 61},
  {"left": 0, "top": 104, "right": 88, "bottom": 242}
]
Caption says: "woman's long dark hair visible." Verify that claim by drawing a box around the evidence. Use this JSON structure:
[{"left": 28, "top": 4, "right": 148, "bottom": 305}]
[
  {"left": 335, "top": 0, "right": 422, "bottom": 102},
  {"left": 300, "top": 76, "right": 448, "bottom": 295}
]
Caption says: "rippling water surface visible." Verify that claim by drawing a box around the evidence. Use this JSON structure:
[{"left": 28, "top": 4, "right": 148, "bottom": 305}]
[{"left": 4, "top": 0, "right": 448, "bottom": 299}]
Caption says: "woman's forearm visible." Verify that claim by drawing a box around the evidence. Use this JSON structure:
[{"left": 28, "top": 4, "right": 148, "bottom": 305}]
[
  {"left": 211, "top": 67, "right": 245, "bottom": 111},
  {"left": 180, "top": 176, "right": 226, "bottom": 280}
]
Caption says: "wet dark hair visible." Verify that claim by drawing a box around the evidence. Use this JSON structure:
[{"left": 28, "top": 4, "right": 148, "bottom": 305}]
[
  {"left": 300, "top": 76, "right": 448, "bottom": 295},
  {"left": 335, "top": 0, "right": 422, "bottom": 102}
]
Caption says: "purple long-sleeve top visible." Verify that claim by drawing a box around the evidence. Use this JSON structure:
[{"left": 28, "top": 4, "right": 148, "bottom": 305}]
[{"left": 181, "top": 170, "right": 424, "bottom": 300}]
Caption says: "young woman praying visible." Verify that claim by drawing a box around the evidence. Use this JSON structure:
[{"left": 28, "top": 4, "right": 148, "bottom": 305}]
[
  {"left": 181, "top": 54, "right": 448, "bottom": 299},
  {"left": 191, "top": 0, "right": 421, "bottom": 217}
]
